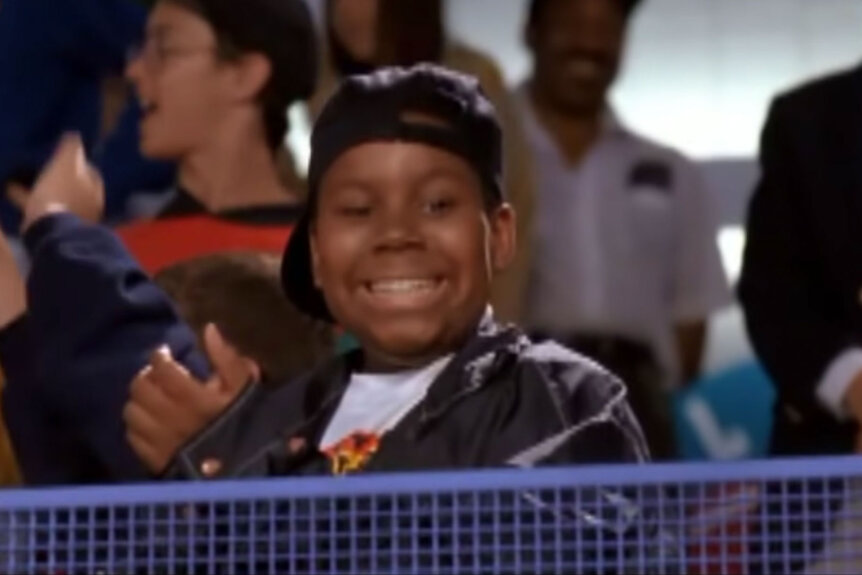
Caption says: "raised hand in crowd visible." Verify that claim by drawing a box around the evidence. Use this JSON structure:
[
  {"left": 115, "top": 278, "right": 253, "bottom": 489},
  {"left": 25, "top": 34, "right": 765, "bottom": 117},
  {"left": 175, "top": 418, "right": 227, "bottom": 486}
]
[
  {"left": 124, "top": 324, "right": 259, "bottom": 474},
  {"left": 0, "top": 132, "right": 103, "bottom": 328},
  {"left": 7, "top": 133, "right": 104, "bottom": 233}
]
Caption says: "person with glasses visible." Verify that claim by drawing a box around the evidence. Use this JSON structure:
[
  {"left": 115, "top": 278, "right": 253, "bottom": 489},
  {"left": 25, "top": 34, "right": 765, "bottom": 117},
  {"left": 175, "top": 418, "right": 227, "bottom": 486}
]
[
  {"left": 111, "top": 0, "right": 318, "bottom": 274},
  {"left": 0, "top": 0, "right": 319, "bottom": 484}
]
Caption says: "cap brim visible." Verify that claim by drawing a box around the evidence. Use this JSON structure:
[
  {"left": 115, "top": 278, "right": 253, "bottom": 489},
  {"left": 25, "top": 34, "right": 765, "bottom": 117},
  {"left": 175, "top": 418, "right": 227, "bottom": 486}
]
[{"left": 282, "top": 214, "right": 334, "bottom": 322}]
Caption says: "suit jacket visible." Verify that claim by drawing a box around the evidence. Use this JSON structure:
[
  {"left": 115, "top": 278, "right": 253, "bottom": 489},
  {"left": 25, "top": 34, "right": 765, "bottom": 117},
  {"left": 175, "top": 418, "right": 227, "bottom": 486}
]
[{"left": 739, "top": 65, "right": 862, "bottom": 456}]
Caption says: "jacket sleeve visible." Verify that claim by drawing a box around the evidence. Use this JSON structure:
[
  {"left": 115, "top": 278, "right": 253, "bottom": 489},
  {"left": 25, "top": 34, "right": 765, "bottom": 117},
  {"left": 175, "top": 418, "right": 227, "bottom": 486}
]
[
  {"left": 14, "top": 213, "right": 209, "bottom": 482},
  {"left": 164, "top": 379, "right": 314, "bottom": 481},
  {"left": 0, "top": 316, "right": 67, "bottom": 484},
  {"left": 97, "top": 99, "right": 177, "bottom": 221},
  {"left": 506, "top": 359, "right": 662, "bottom": 574},
  {"left": 507, "top": 362, "right": 649, "bottom": 469},
  {"left": 45, "top": 0, "right": 146, "bottom": 75},
  {"left": 164, "top": 384, "right": 276, "bottom": 481},
  {"left": 737, "top": 96, "right": 858, "bottom": 415}
]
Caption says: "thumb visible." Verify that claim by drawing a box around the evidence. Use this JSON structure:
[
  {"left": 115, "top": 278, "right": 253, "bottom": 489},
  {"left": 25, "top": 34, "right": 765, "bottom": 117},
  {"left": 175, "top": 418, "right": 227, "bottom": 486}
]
[
  {"left": 54, "top": 133, "right": 86, "bottom": 170},
  {"left": 44, "top": 132, "right": 87, "bottom": 174},
  {"left": 5, "top": 183, "right": 29, "bottom": 212},
  {"left": 36, "top": 133, "right": 86, "bottom": 187},
  {"left": 203, "top": 323, "right": 260, "bottom": 394}
]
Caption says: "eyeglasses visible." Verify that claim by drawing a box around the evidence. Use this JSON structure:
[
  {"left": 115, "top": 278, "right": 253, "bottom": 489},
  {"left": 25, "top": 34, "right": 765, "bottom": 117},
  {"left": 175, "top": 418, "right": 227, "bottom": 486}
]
[{"left": 127, "top": 34, "right": 217, "bottom": 71}]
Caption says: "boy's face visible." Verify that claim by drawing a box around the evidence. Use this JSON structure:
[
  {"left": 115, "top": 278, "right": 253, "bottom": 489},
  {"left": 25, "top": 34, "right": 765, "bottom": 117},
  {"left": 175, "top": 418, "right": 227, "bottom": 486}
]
[
  {"left": 125, "top": 1, "right": 235, "bottom": 159},
  {"left": 311, "top": 141, "right": 515, "bottom": 371}
]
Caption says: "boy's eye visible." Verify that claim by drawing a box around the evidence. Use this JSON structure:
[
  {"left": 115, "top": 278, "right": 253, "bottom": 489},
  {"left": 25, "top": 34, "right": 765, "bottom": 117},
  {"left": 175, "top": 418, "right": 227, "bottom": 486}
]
[
  {"left": 423, "top": 197, "right": 455, "bottom": 215},
  {"left": 337, "top": 204, "right": 372, "bottom": 217}
]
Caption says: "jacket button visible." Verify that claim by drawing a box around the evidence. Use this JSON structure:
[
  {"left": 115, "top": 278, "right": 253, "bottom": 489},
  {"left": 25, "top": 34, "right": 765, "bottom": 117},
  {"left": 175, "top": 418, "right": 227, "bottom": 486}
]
[
  {"left": 287, "top": 436, "right": 307, "bottom": 455},
  {"left": 200, "top": 458, "right": 222, "bottom": 478}
]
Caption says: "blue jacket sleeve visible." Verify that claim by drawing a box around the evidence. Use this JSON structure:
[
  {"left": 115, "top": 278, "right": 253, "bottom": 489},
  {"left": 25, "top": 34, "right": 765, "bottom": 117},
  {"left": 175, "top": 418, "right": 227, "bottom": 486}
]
[
  {"left": 0, "top": 317, "right": 108, "bottom": 485},
  {"left": 0, "top": 316, "right": 74, "bottom": 485},
  {"left": 45, "top": 0, "right": 146, "bottom": 75},
  {"left": 15, "top": 213, "right": 209, "bottom": 482},
  {"left": 0, "top": 0, "right": 146, "bottom": 75},
  {"left": 0, "top": 0, "right": 147, "bottom": 232}
]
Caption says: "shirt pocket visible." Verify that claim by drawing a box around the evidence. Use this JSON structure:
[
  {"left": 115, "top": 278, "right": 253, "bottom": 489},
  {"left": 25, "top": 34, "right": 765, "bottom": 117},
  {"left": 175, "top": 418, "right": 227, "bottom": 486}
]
[{"left": 628, "top": 187, "right": 675, "bottom": 267}]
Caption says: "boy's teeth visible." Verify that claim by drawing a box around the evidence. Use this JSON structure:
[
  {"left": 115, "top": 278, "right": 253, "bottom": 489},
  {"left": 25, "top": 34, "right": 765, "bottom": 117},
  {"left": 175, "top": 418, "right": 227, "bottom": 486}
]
[{"left": 370, "top": 279, "right": 436, "bottom": 294}]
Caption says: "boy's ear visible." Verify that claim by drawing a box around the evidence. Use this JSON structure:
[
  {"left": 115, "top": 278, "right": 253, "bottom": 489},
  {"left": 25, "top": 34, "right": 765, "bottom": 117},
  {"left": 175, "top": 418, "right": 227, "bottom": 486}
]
[
  {"left": 489, "top": 203, "right": 517, "bottom": 273},
  {"left": 226, "top": 52, "right": 272, "bottom": 104}
]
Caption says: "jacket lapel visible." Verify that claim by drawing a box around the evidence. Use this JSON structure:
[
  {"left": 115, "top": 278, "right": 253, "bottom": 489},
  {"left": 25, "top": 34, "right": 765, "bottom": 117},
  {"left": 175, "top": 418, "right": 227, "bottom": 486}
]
[
  {"left": 281, "top": 314, "right": 530, "bottom": 474},
  {"left": 413, "top": 315, "right": 529, "bottom": 431},
  {"left": 831, "top": 66, "right": 862, "bottom": 292},
  {"left": 270, "top": 353, "right": 358, "bottom": 475}
]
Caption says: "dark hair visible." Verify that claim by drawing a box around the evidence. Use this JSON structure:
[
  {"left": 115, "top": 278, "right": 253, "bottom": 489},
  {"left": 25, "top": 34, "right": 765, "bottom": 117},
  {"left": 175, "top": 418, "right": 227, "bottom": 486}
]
[
  {"left": 325, "top": 0, "right": 445, "bottom": 75},
  {"left": 163, "top": 0, "right": 317, "bottom": 150},
  {"left": 527, "top": 0, "right": 643, "bottom": 29},
  {"left": 376, "top": 0, "right": 445, "bottom": 66},
  {"left": 154, "top": 252, "right": 334, "bottom": 383}
]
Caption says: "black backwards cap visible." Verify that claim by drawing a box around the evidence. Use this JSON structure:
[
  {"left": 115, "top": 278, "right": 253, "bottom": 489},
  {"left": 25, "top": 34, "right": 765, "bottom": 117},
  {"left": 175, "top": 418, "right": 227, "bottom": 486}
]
[{"left": 282, "top": 63, "right": 504, "bottom": 322}]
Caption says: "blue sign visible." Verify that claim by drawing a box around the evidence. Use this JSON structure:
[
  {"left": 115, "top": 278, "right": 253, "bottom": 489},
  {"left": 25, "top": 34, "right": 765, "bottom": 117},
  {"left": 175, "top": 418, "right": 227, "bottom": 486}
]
[{"left": 673, "top": 361, "right": 775, "bottom": 461}]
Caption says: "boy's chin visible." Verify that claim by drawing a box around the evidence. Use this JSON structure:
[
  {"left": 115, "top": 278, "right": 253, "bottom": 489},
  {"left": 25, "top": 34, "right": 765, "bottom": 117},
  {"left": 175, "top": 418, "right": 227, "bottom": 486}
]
[
  {"left": 140, "top": 141, "right": 182, "bottom": 161},
  {"left": 139, "top": 132, "right": 192, "bottom": 161}
]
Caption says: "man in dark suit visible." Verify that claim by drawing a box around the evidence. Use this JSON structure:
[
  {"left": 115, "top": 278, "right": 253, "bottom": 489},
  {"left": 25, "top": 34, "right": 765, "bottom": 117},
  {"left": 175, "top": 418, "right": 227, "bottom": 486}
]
[
  {"left": 740, "top": 64, "right": 862, "bottom": 458},
  {"left": 739, "top": 65, "right": 862, "bottom": 574}
]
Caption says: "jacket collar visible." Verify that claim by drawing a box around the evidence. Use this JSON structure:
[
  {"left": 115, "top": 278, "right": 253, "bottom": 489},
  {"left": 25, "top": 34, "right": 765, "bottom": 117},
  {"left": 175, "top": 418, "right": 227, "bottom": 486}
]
[
  {"left": 418, "top": 311, "right": 528, "bottom": 425},
  {"left": 300, "top": 309, "right": 530, "bottom": 432}
]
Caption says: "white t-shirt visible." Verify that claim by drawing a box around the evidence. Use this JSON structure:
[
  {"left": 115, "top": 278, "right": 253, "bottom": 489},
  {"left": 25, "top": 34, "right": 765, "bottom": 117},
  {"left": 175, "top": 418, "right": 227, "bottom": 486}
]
[{"left": 319, "top": 354, "right": 453, "bottom": 452}]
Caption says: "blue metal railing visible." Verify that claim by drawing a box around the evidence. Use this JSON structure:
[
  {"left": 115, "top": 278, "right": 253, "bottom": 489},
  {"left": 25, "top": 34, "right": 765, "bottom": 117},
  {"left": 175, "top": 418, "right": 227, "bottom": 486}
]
[{"left": 0, "top": 457, "right": 860, "bottom": 574}]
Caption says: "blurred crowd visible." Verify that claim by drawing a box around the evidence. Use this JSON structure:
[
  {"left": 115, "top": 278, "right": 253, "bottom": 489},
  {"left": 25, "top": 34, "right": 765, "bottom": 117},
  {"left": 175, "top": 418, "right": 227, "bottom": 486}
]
[{"left": 0, "top": 0, "right": 858, "bottom": 510}]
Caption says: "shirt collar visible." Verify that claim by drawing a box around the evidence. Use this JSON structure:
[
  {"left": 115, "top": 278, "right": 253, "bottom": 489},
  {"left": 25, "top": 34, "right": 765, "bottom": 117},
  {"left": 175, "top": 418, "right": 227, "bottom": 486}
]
[{"left": 156, "top": 186, "right": 304, "bottom": 226}]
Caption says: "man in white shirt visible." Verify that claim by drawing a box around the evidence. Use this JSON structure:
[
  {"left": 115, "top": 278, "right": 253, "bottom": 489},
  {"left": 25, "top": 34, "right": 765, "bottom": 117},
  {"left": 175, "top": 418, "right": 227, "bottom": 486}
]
[{"left": 518, "top": 0, "right": 730, "bottom": 459}]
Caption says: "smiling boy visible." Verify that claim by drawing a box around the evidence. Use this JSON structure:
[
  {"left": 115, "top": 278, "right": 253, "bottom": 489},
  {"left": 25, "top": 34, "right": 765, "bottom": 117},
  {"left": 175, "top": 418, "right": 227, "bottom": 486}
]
[{"left": 4, "top": 65, "right": 647, "bottom": 481}]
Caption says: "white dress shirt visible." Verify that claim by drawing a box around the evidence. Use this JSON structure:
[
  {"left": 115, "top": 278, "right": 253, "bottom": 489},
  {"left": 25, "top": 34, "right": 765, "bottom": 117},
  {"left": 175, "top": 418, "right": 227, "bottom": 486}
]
[
  {"left": 817, "top": 349, "right": 862, "bottom": 420},
  {"left": 516, "top": 85, "right": 731, "bottom": 388}
]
